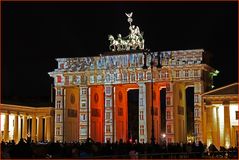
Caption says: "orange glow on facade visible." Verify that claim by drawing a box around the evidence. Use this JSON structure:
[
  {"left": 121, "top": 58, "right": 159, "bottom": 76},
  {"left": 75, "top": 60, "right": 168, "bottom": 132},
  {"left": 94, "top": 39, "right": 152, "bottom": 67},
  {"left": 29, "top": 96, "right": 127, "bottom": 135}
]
[
  {"left": 115, "top": 84, "right": 138, "bottom": 142},
  {"left": 48, "top": 49, "right": 220, "bottom": 144},
  {"left": 90, "top": 85, "right": 104, "bottom": 142}
]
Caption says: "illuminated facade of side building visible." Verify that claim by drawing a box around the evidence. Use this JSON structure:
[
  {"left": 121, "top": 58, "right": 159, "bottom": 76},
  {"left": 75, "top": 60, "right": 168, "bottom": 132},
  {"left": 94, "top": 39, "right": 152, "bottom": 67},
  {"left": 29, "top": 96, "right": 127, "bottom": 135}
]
[
  {"left": 202, "top": 83, "right": 238, "bottom": 148},
  {"left": 0, "top": 104, "right": 54, "bottom": 143},
  {"left": 48, "top": 49, "right": 216, "bottom": 144}
]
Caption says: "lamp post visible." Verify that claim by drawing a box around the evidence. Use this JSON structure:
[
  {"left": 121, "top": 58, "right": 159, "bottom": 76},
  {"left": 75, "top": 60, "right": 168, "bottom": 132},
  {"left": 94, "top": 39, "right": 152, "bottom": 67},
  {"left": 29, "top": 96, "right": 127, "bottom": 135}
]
[{"left": 143, "top": 49, "right": 161, "bottom": 144}]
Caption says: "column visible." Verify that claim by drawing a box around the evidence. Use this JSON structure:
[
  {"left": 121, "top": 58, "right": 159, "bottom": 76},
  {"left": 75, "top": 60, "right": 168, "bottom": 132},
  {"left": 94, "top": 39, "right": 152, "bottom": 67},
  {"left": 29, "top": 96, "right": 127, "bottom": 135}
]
[
  {"left": 22, "top": 115, "right": 28, "bottom": 139},
  {"left": 165, "top": 82, "right": 174, "bottom": 143},
  {"left": 206, "top": 106, "right": 213, "bottom": 146},
  {"left": 4, "top": 112, "right": 9, "bottom": 142},
  {"left": 194, "top": 82, "right": 203, "bottom": 142},
  {"left": 46, "top": 116, "right": 51, "bottom": 142},
  {"left": 13, "top": 114, "right": 19, "bottom": 142},
  {"left": 79, "top": 87, "right": 87, "bottom": 141},
  {"left": 138, "top": 83, "right": 147, "bottom": 143},
  {"left": 37, "top": 116, "right": 43, "bottom": 142},
  {"left": 54, "top": 87, "right": 64, "bottom": 142},
  {"left": 224, "top": 103, "right": 231, "bottom": 148},
  {"left": 31, "top": 114, "right": 37, "bottom": 142},
  {"left": 104, "top": 85, "right": 113, "bottom": 142},
  {"left": 212, "top": 107, "right": 219, "bottom": 148}
]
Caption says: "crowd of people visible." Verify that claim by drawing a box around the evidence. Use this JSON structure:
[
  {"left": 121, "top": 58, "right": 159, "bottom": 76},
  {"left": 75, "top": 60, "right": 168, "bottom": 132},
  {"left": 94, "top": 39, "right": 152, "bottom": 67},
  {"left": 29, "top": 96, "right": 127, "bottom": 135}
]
[{"left": 1, "top": 138, "right": 238, "bottom": 159}]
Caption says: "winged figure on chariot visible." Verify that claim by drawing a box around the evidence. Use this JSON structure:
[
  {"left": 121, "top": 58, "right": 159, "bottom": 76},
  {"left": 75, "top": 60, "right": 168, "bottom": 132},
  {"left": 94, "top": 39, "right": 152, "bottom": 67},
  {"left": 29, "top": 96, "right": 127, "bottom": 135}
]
[{"left": 108, "top": 12, "right": 145, "bottom": 51}]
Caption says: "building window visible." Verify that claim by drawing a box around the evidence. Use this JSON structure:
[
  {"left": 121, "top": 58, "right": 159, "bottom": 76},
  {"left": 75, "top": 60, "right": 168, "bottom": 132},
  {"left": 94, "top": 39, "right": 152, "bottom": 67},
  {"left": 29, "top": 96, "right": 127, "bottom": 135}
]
[
  {"left": 140, "top": 125, "right": 144, "bottom": 135},
  {"left": 56, "top": 127, "right": 61, "bottom": 135},
  {"left": 189, "top": 70, "right": 193, "bottom": 77},
  {"left": 138, "top": 72, "right": 144, "bottom": 80},
  {"left": 131, "top": 74, "right": 135, "bottom": 82},
  {"left": 167, "top": 125, "right": 172, "bottom": 134},
  {"left": 194, "top": 124, "right": 199, "bottom": 135},
  {"left": 57, "top": 89, "right": 62, "bottom": 96},
  {"left": 117, "top": 73, "right": 121, "bottom": 81},
  {"left": 236, "top": 111, "right": 239, "bottom": 120},
  {"left": 194, "top": 95, "right": 199, "bottom": 103},
  {"left": 81, "top": 75, "right": 86, "bottom": 83},
  {"left": 194, "top": 70, "right": 199, "bottom": 77},
  {"left": 97, "top": 75, "right": 102, "bottom": 82},
  {"left": 194, "top": 108, "right": 200, "bottom": 118},
  {"left": 65, "top": 76, "right": 69, "bottom": 85},
  {"left": 166, "top": 97, "right": 171, "bottom": 106},
  {"left": 113, "top": 73, "right": 117, "bottom": 82},
  {"left": 106, "top": 74, "right": 110, "bottom": 82},
  {"left": 147, "top": 72, "right": 152, "bottom": 80},
  {"left": 56, "top": 101, "right": 61, "bottom": 109},
  {"left": 57, "top": 75, "right": 62, "bottom": 83},
  {"left": 166, "top": 111, "right": 171, "bottom": 120},
  {"left": 161, "top": 72, "right": 165, "bottom": 79},
  {"left": 80, "top": 114, "right": 86, "bottom": 121},
  {"left": 139, "top": 111, "right": 144, "bottom": 120},
  {"left": 106, "top": 112, "right": 111, "bottom": 119},
  {"left": 80, "top": 126, "right": 87, "bottom": 135},
  {"left": 123, "top": 73, "right": 128, "bottom": 82},
  {"left": 165, "top": 71, "right": 168, "bottom": 79},
  {"left": 158, "top": 71, "right": 161, "bottom": 79},
  {"left": 166, "top": 84, "right": 170, "bottom": 92},
  {"left": 185, "top": 70, "right": 189, "bottom": 77},
  {"left": 81, "top": 88, "right": 87, "bottom": 95},
  {"left": 105, "top": 87, "right": 111, "bottom": 95},
  {"left": 176, "top": 71, "right": 179, "bottom": 78},
  {"left": 81, "top": 102, "right": 86, "bottom": 108},
  {"left": 106, "top": 125, "right": 111, "bottom": 133},
  {"left": 139, "top": 98, "right": 144, "bottom": 106},
  {"left": 106, "top": 99, "right": 111, "bottom": 107},
  {"left": 60, "top": 63, "right": 64, "bottom": 69},
  {"left": 56, "top": 114, "right": 61, "bottom": 123},
  {"left": 90, "top": 75, "right": 94, "bottom": 83}
]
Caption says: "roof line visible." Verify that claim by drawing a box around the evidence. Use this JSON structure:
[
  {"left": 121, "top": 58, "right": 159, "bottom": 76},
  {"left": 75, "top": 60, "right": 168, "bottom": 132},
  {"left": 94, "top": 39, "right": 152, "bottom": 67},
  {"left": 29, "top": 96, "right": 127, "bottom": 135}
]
[
  {"left": 0, "top": 103, "right": 53, "bottom": 109},
  {"left": 202, "top": 82, "right": 238, "bottom": 96}
]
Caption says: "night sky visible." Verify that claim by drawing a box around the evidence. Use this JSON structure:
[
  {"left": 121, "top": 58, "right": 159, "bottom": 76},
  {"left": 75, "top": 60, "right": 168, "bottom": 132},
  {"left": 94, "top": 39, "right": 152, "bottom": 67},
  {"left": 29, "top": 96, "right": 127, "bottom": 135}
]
[{"left": 2, "top": 2, "right": 238, "bottom": 106}]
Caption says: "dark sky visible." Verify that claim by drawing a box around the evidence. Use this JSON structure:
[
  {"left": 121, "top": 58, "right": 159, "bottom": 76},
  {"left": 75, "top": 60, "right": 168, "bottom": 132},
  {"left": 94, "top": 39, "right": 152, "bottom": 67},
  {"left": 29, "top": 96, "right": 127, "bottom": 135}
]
[{"left": 2, "top": 2, "right": 238, "bottom": 105}]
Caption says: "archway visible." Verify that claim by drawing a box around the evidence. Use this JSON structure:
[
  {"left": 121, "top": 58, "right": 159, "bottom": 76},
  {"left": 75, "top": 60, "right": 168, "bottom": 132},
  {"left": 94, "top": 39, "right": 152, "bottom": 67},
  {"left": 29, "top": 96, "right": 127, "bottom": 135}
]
[
  {"left": 127, "top": 89, "right": 139, "bottom": 142},
  {"left": 186, "top": 87, "right": 194, "bottom": 139}
]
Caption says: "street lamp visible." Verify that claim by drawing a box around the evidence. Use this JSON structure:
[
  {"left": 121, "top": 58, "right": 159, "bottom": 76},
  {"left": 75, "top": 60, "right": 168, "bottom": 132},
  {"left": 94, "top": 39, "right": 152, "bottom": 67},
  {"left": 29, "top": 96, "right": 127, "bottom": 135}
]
[{"left": 142, "top": 49, "right": 162, "bottom": 144}]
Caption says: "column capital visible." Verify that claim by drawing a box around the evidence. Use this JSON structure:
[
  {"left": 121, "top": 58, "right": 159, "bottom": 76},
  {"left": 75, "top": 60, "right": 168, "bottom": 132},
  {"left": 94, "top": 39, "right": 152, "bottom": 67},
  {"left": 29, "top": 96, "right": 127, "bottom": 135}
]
[
  {"left": 5, "top": 111, "right": 10, "bottom": 115},
  {"left": 205, "top": 99, "right": 212, "bottom": 105},
  {"left": 223, "top": 100, "right": 230, "bottom": 105},
  {"left": 37, "top": 115, "right": 43, "bottom": 118},
  {"left": 13, "top": 112, "right": 20, "bottom": 116}
]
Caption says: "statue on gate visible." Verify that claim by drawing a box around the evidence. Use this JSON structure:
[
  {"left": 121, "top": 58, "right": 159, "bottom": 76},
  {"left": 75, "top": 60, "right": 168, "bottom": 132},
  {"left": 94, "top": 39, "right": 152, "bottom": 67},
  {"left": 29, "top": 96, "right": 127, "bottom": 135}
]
[{"left": 108, "top": 12, "right": 145, "bottom": 52}]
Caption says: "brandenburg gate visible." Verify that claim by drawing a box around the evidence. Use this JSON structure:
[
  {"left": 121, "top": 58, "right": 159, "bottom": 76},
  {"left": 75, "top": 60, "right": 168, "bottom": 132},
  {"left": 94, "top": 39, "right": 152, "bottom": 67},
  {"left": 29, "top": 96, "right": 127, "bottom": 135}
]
[{"left": 48, "top": 13, "right": 216, "bottom": 143}]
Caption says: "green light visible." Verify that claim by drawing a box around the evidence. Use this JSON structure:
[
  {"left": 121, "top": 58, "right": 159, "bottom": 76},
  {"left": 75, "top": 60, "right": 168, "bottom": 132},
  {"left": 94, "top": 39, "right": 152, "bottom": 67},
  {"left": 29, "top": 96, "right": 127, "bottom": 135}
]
[{"left": 209, "top": 70, "right": 220, "bottom": 77}]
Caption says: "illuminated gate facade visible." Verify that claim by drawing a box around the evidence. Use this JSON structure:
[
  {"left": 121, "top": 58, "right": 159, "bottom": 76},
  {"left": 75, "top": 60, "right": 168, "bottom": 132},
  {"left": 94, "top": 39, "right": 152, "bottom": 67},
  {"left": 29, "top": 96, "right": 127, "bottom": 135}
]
[{"left": 49, "top": 49, "right": 216, "bottom": 143}]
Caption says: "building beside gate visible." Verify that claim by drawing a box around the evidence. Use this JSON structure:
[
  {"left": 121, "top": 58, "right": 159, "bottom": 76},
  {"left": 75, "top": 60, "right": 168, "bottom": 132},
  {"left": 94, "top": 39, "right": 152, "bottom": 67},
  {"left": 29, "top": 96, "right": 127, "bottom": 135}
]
[
  {"left": 202, "top": 83, "right": 238, "bottom": 149},
  {"left": 0, "top": 104, "right": 54, "bottom": 143}
]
